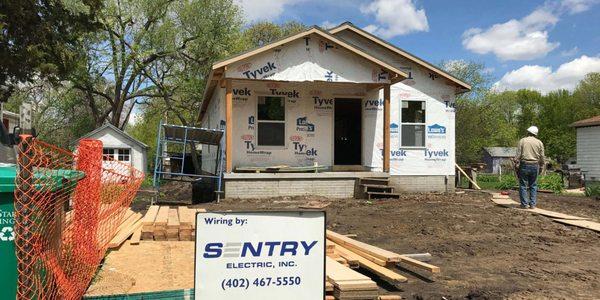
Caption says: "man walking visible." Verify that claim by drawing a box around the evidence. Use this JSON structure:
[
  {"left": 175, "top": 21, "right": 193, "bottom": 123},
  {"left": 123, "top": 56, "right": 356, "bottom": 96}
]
[{"left": 514, "top": 126, "right": 545, "bottom": 209}]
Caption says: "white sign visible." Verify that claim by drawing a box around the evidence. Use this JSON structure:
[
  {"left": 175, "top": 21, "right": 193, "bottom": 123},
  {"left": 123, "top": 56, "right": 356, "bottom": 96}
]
[{"left": 194, "top": 211, "right": 325, "bottom": 300}]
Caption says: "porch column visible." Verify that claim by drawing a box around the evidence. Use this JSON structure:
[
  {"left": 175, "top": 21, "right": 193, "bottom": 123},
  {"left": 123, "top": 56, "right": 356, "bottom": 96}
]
[
  {"left": 383, "top": 84, "right": 391, "bottom": 172},
  {"left": 225, "top": 79, "right": 233, "bottom": 173}
]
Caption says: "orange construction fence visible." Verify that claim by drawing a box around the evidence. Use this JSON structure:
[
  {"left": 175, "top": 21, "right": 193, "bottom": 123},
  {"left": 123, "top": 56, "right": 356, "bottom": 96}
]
[{"left": 14, "top": 136, "right": 144, "bottom": 299}]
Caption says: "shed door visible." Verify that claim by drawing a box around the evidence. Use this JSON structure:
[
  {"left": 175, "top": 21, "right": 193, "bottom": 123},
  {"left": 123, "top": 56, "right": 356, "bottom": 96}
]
[{"left": 334, "top": 99, "right": 361, "bottom": 165}]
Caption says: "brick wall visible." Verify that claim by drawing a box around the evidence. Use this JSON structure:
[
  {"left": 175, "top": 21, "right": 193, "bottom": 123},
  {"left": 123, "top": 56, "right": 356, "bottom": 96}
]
[{"left": 389, "top": 175, "right": 455, "bottom": 193}]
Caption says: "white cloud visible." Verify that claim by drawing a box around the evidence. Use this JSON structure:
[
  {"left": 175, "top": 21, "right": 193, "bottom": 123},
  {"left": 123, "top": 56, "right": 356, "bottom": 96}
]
[
  {"left": 360, "top": 0, "right": 429, "bottom": 38},
  {"left": 494, "top": 55, "right": 600, "bottom": 93},
  {"left": 560, "top": 46, "right": 579, "bottom": 56},
  {"left": 561, "top": 0, "right": 599, "bottom": 14},
  {"left": 462, "top": 7, "right": 560, "bottom": 61},
  {"left": 234, "top": 0, "right": 302, "bottom": 22}
]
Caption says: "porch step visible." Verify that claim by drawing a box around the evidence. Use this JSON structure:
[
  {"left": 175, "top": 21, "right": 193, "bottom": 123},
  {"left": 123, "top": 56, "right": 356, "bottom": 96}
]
[
  {"left": 367, "top": 191, "right": 401, "bottom": 200},
  {"left": 361, "top": 184, "right": 394, "bottom": 193},
  {"left": 359, "top": 177, "right": 389, "bottom": 185}
]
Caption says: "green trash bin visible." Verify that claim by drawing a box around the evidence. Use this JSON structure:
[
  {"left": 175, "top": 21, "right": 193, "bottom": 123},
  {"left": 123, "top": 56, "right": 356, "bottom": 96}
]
[
  {"left": 0, "top": 164, "right": 18, "bottom": 299},
  {"left": 0, "top": 163, "right": 85, "bottom": 299}
]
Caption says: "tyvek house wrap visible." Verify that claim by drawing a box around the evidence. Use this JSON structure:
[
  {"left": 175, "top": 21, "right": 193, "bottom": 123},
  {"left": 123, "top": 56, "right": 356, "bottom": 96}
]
[{"left": 202, "top": 33, "right": 457, "bottom": 176}]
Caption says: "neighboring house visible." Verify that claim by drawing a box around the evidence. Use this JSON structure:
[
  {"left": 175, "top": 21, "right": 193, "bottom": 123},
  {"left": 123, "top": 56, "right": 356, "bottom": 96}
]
[
  {"left": 199, "top": 22, "right": 471, "bottom": 197},
  {"left": 1, "top": 109, "right": 20, "bottom": 132},
  {"left": 73, "top": 124, "right": 148, "bottom": 174},
  {"left": 571, "top": 116, "right": 600, "bottom": 182},
  {"left": 482, "top": 147, "right": 517, "bottom": 174}
]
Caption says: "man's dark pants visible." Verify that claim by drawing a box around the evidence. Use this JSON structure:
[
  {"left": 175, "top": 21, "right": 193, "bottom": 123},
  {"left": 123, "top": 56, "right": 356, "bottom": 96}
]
[{"left": 519, "top": 162, "right": 539, "bottom": 207}]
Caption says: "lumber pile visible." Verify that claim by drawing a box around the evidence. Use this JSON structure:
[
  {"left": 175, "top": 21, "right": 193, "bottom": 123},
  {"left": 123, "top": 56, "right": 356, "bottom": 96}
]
[
  {"left": 324, "top": 230, "right": 440, "bottom": 299},
  {"left": 107, "top": 209, "right": 143, "bottom": 249},
  {"left": 138, "top": 205, "right": 206, "bottom": 241}
]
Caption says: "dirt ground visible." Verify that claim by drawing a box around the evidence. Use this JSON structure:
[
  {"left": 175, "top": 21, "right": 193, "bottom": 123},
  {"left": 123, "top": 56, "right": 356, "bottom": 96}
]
[{"left": 117, "top": 186, "right": 600, "bottom": 299}]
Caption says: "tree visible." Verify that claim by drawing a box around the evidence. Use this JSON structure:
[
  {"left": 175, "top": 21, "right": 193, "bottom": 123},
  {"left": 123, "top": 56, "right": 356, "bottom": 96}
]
[
  {"left": 439, "top": 60, "right": 493, "bottom": 101},
  {"left": 68, "top": 0, "right": 244, "bottom": 130},
  {"left": 4, "top": 83, "right": 97, "bottom": 147},
  {"left": 0, "top": 0, "right": 102, "bottom": 101},
  {"left": 574, "top": 72, "right": 600, "bottom": 117},
  {"left": 242, "top": 21, "right": 307, "bottom": 48}
]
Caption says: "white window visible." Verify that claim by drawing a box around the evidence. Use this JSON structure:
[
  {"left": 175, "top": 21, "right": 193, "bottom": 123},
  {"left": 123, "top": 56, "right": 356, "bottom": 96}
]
[
  {"left": 257, "top": 96, "right": 285, "bottom": 147},
  {"left": 118, "top": 149, "right": 130, "bottom": 162},
  {"left": 102, "top": 148, "right": 131, "bottom": 162},
  {"left": 102, "top": 148, "right": 115, "bottom": 161},
  {"left": 401, "top": 100, "right": 426, "bottom": 147}
]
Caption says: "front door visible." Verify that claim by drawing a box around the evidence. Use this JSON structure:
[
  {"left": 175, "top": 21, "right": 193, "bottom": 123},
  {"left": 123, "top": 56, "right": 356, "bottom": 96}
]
[{"left": 334, "top": 99, "right": 361, "bottom": 165}]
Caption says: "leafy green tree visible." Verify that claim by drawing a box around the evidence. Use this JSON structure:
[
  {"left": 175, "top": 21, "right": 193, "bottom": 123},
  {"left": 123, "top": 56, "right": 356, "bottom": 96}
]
[
  {"left": 242, "top": 21, "right": 307, "bottom": 48},
  {"left": 68, "top": 0, "right": 244, "bottom": 130},
  {"left": 0, "top": 0, "right": 102, "bottom": 101},
  {"left": 574, "top": 72, "right": 600, "bottom": 117},
  {"left": 439, "top": 60, "right": 493, "bottom": 101}
]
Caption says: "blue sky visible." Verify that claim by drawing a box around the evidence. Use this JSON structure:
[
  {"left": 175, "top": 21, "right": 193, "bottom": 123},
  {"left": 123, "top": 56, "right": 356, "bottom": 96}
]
[{"left": 234, "top": 0, "right": 600, "bottom": 93}]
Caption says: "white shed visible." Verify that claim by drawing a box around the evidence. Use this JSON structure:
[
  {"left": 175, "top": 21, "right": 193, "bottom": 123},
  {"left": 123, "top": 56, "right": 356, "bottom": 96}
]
[
  {"left": 73, "top": 124, "right": 148, "bottom": 173},
  {"left": 572, "top": 116, "right": 600, "bottom": 182}
]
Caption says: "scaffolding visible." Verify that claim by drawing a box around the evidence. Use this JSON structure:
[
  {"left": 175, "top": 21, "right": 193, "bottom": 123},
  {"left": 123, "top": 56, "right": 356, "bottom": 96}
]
[{"left": 152, "top": 121, "right": 225, "bottom": 203}]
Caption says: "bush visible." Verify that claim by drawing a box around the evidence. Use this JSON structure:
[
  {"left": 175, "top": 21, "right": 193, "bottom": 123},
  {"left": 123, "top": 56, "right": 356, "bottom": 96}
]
[
  {"left": 585, "top": 182, "right": 600, "bottom": 198},
  {"left": 538, "top": 173, "right": 564, "bottom": 194},
  {"left": 496, "top": 175, "right": 517, "bottom": 190},
  {"left": 477, "top": 174, "right": 501, "bottom": 183}
]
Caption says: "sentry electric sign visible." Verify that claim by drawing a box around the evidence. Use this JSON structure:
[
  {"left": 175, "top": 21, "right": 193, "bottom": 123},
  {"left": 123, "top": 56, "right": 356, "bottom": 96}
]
[
  {"left": 194, "top": 211, "right": 325, "bottom": 300},
  {"left": 203, "top": 241, "right": 318, "bottom": 258}
]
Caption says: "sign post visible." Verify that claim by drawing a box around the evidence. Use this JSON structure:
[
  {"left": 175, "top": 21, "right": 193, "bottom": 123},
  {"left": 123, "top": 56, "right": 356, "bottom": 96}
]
[{"left": 194, "top": 211, "right": 325, "bottom": 300}]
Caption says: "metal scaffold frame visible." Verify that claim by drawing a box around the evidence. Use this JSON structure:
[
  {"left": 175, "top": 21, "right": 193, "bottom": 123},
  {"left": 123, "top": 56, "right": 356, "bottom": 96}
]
[{"left": 152, "top": 121, "right": 225, "bottom": 203}]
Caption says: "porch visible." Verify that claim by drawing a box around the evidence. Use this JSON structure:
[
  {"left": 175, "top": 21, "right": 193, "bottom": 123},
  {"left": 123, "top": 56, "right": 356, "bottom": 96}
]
[{"left": 223, "top": 171, "right": 392, "bottom": 199}]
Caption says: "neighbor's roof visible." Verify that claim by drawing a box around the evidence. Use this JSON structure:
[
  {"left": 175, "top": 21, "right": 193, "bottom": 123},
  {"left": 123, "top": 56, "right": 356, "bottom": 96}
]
[
  {"left": 571, "top": 115, "right": 600, "bottom": 128},
  {"left": 483, "top": 147, "right": 517, "bottom": 158},
  {"left": 328, "top": 22, "right": 471, "bottom": 91},
  {"left": 72, "top": 123, "right": 149, "bottom": 149}
]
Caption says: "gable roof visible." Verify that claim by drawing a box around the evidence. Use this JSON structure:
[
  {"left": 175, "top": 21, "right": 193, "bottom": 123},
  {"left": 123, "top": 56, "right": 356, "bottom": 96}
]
[
  {"left": 328, "top": 22, "right": 471, "bottom": 91},
  {"left": 73, "top": 123, "right": 149, "bottom": 149},
  {"left": 571, "top": 115, "right": 600, "bottom": 128},
  {"left": 483, "top": 147, "right": 516, "bottom": 158},
  {"left": 199, "top": 25, "right": 412, "bottom": 123},
  {"left": 211, "top": 26, "right": 408, "bottom": 79}
]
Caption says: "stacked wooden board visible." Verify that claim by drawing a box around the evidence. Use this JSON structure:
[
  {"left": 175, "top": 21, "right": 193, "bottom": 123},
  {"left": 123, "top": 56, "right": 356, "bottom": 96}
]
[
  {"left": 107, "top": 209, "right": 143, "bottom": 249},
  {"left": 324, "top": 230, "right": 440, "bottom": 299},
  {"left": 139, "top": 205, "right": 206, "bottom": 241}
]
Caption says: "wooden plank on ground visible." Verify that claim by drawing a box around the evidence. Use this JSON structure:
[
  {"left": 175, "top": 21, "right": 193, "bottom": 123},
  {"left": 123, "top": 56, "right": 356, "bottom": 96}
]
[
  {"left": 529, "top": 208, "right": 589, "bottom": 220},
  {"left": 129, "top": 226, "right": 142, "bottom": 245},
  {"left": 326, "top": 230, "right": 401, "bottom": 262},
  {"left": 553, "top": 219, "right": 600, "bottom": 232},
  {"left": 490, "top": 197, "right": 518, "bottom": 207},
  {"left": 108, "top": 218, "right": 142, "bottom": 248},
  {"left": 396, "top": 255, "right": 440, "bottom": 274}
]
